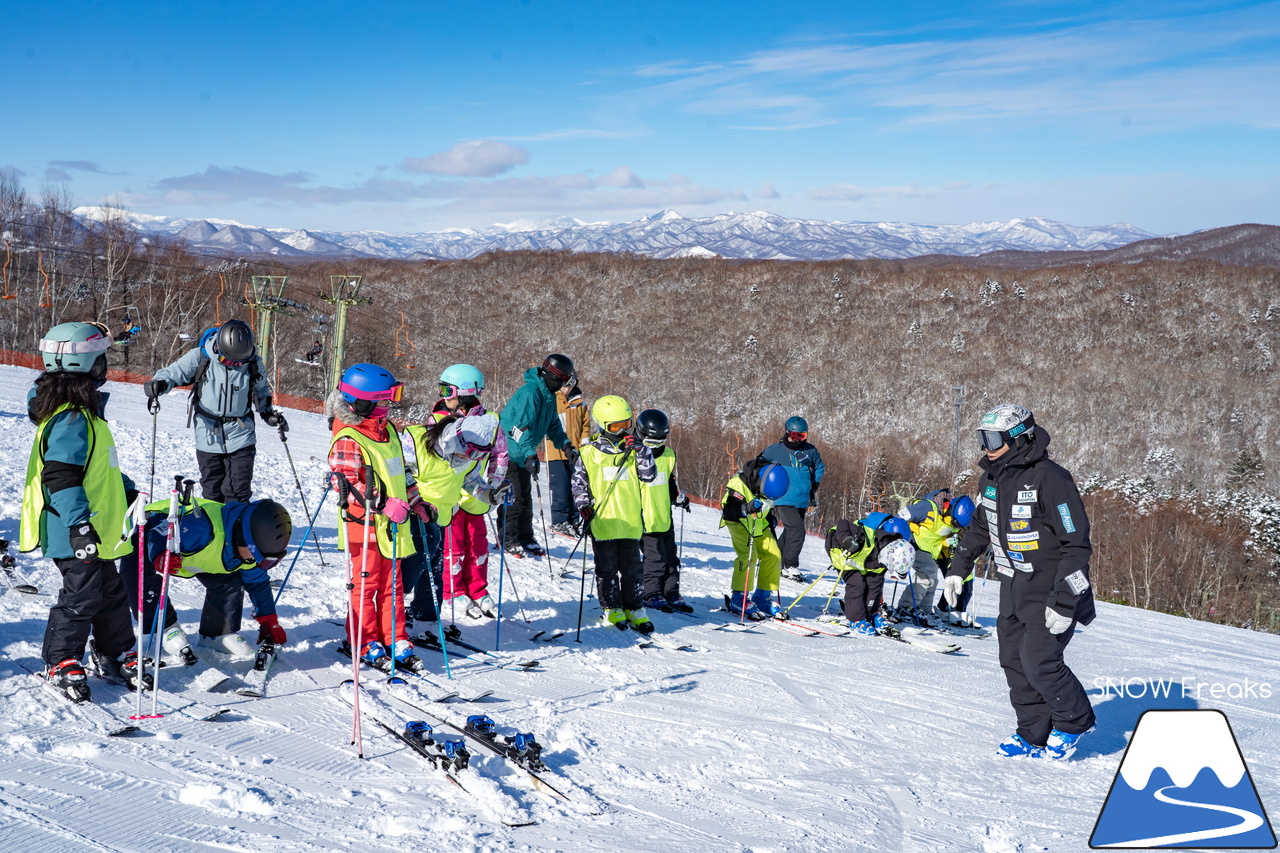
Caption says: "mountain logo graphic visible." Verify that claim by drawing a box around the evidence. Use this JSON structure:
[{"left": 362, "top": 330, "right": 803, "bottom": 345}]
[{"left": 1090, "top": 709, "right": 1276, "bottom": 848}]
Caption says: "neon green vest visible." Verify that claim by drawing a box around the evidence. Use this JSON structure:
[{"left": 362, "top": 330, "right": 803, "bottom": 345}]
[
  {"left": 640, "top": 449, "right": 676, "bottom": 534},
  {"left": 910, "top": 499, "right": 959, "bottom": 560},
  {"left": 456, "top": 459, "right": 488, "bottom": 516},
  {"left": 720, "top": 474, "right": 771, "bottom": 537},
  {"left": 581, "top": 445, "right": 644, "bottom": 540},
  {"left": 331, "top": 425, "right": 415, "bottom": 559},
  {"left": 829, "top": 524, "right": 881, "bottom": 575},
  {"left": 405, "top": 424, "right": 468, "bottom": 526},
  {"left": 144, "top": 497, "right": 235, "bottom": 578},
  {"left": 21, "top": 405, "right": 131, "bottom": 560}
]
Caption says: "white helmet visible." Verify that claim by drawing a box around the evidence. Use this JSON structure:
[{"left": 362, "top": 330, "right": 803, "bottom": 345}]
[
  {"left": 978, "top": 403, "right": 1035, "bottom": 453},
  {"left": 879, "top": 539, "right": 914, "bottom": 577}
]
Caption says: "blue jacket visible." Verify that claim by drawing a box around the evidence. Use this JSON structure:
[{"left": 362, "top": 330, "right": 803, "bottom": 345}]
[
  {"left": 499, "top": 367, "right": 570, "bottom": 467},
  {"left": 760, "top": 440, "right": 825, "bottom": 508},
  {"left": 153, "top": 339, "right": 274, "bottom": 454}
]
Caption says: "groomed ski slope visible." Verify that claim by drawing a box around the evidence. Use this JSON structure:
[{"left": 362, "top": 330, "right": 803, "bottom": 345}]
[{"left": 0, "top": 364, "right": 1276, "bottom": 853}]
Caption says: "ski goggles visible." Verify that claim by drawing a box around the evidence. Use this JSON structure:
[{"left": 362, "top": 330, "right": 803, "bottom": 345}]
[
  {"left": 603, "top": 418, "right": 633, "bottom": 434},
  {"left": 439, "top": 382, "right": 482, "bottom": 400},
  {"left": 217, "top": 353, "right": 248, "bottom": 368},
  {"left": 641, "top": 435, "right": 667, "bottom": 448},
  {"left": 786, "top": 431, "right": 807, "bottom": 442},
  {"left": 38, "top": 334, "right": 111, "bottom": 355},
  {"left": 978, "top": 430, "right": 1008, "bottom": 452},
  {"left": 339, "top": 380, "right": 404, "bottom": 404}
]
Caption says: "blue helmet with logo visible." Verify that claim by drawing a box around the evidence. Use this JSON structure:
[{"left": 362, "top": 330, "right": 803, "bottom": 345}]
[
  {"left": 949, "top": 495, "right": 975, "bottom": 528},
  {"left": 338, "top": 363, "right": 403, "bottom": 418},
  {"left": 759, "top": 463, "right": 789, "bottom": 500},
  {"left": 785, "top": 415, "right": 808, "bottom": 434},
  {"left": 880, "top": 516, "right": 914, "bottom": 544}
]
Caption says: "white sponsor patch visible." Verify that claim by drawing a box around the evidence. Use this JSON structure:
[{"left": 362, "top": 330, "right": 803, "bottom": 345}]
[
  {"left": 650, "top": 471, "right": 668, "bottom": 486},
  {"left": 1005, "top": 531, "right": 1040, "bottom": 543},
  {"left": 997, "top": 564, "right": 1014, "bottom": 578},
  {"left": 109, "top": 446, "right": 119, "bottom": 468},
  {"left": 1017, "top": 490, "right": 1037, "bottom": 503},
  {"left": 602, "top": 465, "right": 632, "bottom": 482},
  {"left": 1015, "top": 561, "right": 1034, "bottom": 573},
  {"left": 1011, "top": 505, "right": 1031, "bottom": 518},
  {"left": 386, "top": 456, "right": 404, "bottom": 478},
  {"left": 511, "top": 427, "right": 525, "bottom": 442},
  {"left": 980, "top": 497, "right": 997, "bottom": 510},
  {"left": 986, "top": 509, "right": 998, "bottom": 523},
  {"left": 1064, "top": 570, "right": 1091, "bottom": 595},
  {"left": 994, "top": 555, "right": 1012, "bottom": 568}
]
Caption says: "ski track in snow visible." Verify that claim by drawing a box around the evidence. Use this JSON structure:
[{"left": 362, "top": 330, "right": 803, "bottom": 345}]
[{"left": 0, "top": 365, "right": 1277, "bottom": 852}]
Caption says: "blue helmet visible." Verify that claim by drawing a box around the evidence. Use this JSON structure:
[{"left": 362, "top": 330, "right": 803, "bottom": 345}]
[
  {"left": 949, "top": 495, "right": 975, "bottom": 528},
  {"left": 759, "top": 463, "right": 789, "bottom": 501},
  {"left": 880, "top": 516, "right": 914, "bottom": 544},
  {"left": 339, "top": 363, "right": 402, "bottom": 417},
  {"left": 785, "top": 416, "right": 808, "bottom": 434}
]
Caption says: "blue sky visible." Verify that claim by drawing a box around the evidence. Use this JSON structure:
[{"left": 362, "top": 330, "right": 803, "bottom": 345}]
[{"left": 8, "top": 0, "right": 1279, "bottom": 235}]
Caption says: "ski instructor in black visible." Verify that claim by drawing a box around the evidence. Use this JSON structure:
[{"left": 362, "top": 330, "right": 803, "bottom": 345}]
[
  {"left": 143, "top": 319, "right": 285, "bottom": 503},
  {"left": 944, "top": 403, "right": 1096, "bottom": 761}
]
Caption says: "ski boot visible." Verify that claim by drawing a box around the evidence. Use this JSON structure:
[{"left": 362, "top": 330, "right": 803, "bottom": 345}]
[
  {"left": 392, "top": 640, "right": 426, "bottom": 674},
  {"left": 521, "top": 541, "right": 546, "bottom": 557},
  {"left": 779, "top": 566, "right": 804, "bottom": 583},
  {"left": 360, "top": 641, "right": 393, "bottom": 673},
  {"left": 752, "top": 589, "right": 784, "bottom": 620},
  {"left": 550, "top": 521, "right": 579, "bottom": 538},
  {"left": 90, "top": 644, "right": 152, "bottom": 692},
  {"left": 643, "top": 594, "right": 672, "bottom": 613},
  {"left": 851, "top": 619, "right": 877, "bottom": 636},
  {"left": 728, "top": 591, "right": 765, "bottom": 621},
  {"left": 997, "top": 733, "right": 1046, "bottom": 758},
  {"left": 47, "top": 658, "right": 91, "bottom": 703},
  {"left": 199, "top": 631, "right": 256, "bottom": 661},
  {"left": 668, "top": 596, "right": 694, "bottom": 614},
  {"left": 475, "top": 595, "right": 498, "bottom": 618},
  {"left": 162, "top": 624, "right": 198, "bottom": 666},
  {"left": 871, "top": 612, "right": 891, "bottom": 633},
  {"left": 460, "top": 596, "right": 483, "bottom": 619},
  {"left": 1045, "top": 726, "right": 1094, "bottom": 760},
  {"left": 601, "top": 608, "right": 627, "bottom": 629},
  {"left": 625, "top": 608, "right": 655, "bottom": 635},
  {"left": 504, "top": 543, "right": 528, "bottom": 559}
]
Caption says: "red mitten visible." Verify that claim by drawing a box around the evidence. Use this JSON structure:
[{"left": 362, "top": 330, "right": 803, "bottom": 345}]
[
  {"left": 152, "top": 553, "right": 183, "bottom": 575},
  {"left": 255, "top": 614, "right": 287, "bottom": 645},
  {"left": 412, "top": 500, "right": 438, "bottom": 524}
]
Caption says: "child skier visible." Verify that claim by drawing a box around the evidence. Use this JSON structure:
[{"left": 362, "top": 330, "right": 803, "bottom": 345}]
[
  {"left": 902, "top": 491, "right": 975, "bottom": 626},
  {"left": 21, "top": 322, "right": 148, "bottom": 701},
  {"left": 825, "top": 517, "right": 915, "bottom": 634},
  {"left": 404, "top": 405, "right": 509, "bottom": 624},
  {"left": 327, "top": 363, "right": 435, "bottom": 673},
  {"left": 571, "top": 395, "right": 657, "bottom": 633},
  {"left": 636, "top": 409, "right": 693, "bottom": 613},
  {"left": 127, "top": 497, "right": 292, "bottom": 662},
  {"left": 720, "top": 457, "right": 790, "bottom": 620}
]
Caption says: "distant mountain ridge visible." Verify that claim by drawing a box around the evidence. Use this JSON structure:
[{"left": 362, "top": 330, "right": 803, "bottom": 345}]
[{"left": 72, "top": 207, "right": 1165, "bottom": 262}]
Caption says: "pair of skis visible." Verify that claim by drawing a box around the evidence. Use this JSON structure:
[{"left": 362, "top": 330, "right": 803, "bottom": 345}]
[
  {"left": 335, "top": 639, "right": 493, "bottom": 703},
  {"left": 0, "top": 538, "right": 39, "bottom": 595}
]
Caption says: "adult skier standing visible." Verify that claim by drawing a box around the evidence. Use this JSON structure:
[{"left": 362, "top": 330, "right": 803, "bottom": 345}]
[
  {"left": 944, "top": 404, "right": 1096, "bottom": 760},
  {"left": 760, "top": 416, "right": 824, "bottom": 582}
]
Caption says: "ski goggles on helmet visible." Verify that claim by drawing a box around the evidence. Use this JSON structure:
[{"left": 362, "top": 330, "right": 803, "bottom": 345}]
[
  {"left": 603, "top": 418, "right": 633, "bottom": 434},
  {"left": 439, "top": 382, "right": 482, "bottom": 400},
  {"left": 339, "top": 379, "right": 404, "bottom": 404},
  {"left": 460, "top": 438, "right": 494, "bottom": 461},
  {"left": 786, "top": 430, "right": 807, "bottom": 442},
  {"left": 979, "top": 430, "right": 1008, "bottom": 452},
  {"left": 641, "top": 435, "right": 667, "bottom": 448}
]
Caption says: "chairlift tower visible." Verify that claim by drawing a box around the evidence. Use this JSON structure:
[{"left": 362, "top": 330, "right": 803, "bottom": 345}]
[
  {"left": 247, "top": 276, "right": 291, "bottom": 375},
  {"left": 322, "top": 275, "right": 369, "bottom": 389},
  {"left": 948, "top": 383, "right": 966, "bottom": 484}
]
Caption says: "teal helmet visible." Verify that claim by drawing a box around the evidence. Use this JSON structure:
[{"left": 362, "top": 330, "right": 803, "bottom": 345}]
[
  {"left": 39, "top": 322, "right": 112, "bottom": 381},
  {"left": 439, "top": 363, "right": 485, "bottom": 398},
  {"left": 785, "top": 416, "right": 808, "bottom": 434}
]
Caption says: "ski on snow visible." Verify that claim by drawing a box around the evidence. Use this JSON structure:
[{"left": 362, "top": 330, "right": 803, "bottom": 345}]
[
  {"left": 879, "top": 625, "right": 962, "bottom": 654},
  {"left": 0, "top": 539, "right": 39, "bottom": 595},
  {"left": 411, "top": 632, "right": 540, "bottom": 673},
  {"left": 335, "top": 640, "right": 465, "bottom": 702},
  {"left": 19, "top": 663, "right": 143, "bottom": 736}
]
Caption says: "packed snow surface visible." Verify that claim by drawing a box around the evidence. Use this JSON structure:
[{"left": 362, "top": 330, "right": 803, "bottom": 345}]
[{"left": 0, "top": 365, "right": 1276, "bottom": 852}]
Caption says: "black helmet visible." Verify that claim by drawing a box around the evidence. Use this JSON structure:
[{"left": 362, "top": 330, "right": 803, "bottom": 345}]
[
  {"left": 635, "top": 409, "right": 670, "bottom": 448},
  {"left": 238, "top": 500, "right": 292, "bottom": 566},
  {"left": 537, "top": 353, "right": 575, "bottom": 391},
  {"left": 216, "top": 319, "right": 255, "bottom": 364}
]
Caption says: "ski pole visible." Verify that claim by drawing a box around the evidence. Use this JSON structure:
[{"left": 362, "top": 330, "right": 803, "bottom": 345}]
[
  {"left": 130, "top": 495, "right": 151, "bottom": 722},
  {"left": 739, "top": 523, "right": 757, "bottom": 625},
  {"left": 821, "top": 575, "right": 842, "bottom": 616},
  {"left": 388, "top": 520, "right": 399, "bottom": 683},
  {"left": 905, "top": 567, "right": 923, "bottom": 626},
  {"left": 446, "top": 521, "right": 457, "bottom": 627},
  {"left": 782, "top": 564, "right": 833, "bottom": 617},
  {"left": 419, "top": 516, "right": 453, "bottom": 680},
  {"left": 562, "top": 444, "right": 633, "bottom": 576},
  {"left": 149, "top": 475, "right": 183, "bottom": 717},
  {"left": 146, "top": 397, "right": 159, "bottom": 503},
  {"left": 279, "top": 424, "right": 328, "bottom": 567},
  {"left": 533, "top": 471, "right": 551, "bottom": 579},
  {"left": 574, "top": 530, "right": 591, "bottom": 643},
  {"left": 273, "top": 480, "right": 332, "bottom": 607},
  {"left": 351, "top": 465, "right": 377, "bottom": 756},
  {"left": 495, "top": 487, "right": 514, "bottom": 650}
]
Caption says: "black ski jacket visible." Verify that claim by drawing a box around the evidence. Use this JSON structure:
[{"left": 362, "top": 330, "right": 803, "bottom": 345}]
[{"left": 949, "top": 428, "right": 1096, "bottom": 625}]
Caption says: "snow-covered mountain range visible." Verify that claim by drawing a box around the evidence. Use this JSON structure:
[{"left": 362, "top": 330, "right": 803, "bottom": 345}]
[{"left": 74, "top": 207, "right": 1160, "bottom": 261}]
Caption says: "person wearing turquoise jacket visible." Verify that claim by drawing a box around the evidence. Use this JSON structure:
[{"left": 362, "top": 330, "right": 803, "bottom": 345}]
[
  {"left": 20, "top": 322, "right": 147, "bottom": 702},
  {"left": 498, "top": 354, "right": 575, "bottom": 556}
]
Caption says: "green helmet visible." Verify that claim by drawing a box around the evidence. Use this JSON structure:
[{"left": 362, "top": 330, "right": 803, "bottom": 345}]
[
  {"left": 39, "top": 322, "right": 112, "bottom": 380},
  {"left": 591, "top": 395, "right": 633, "bottom": 437}
]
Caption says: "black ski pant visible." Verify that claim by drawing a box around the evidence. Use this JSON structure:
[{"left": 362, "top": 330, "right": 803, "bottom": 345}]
[
  {"left": 123, "top": 564, "right": 249, "bottom": 639},
  {"left": 774, "top": 505, "right": 808, "bottom": 569},
  {"left": 641, "top": 528, "right": 681, "bottom": 602},
  {"left": 501, "top": 463, "right": 536, "bottom": 547},
  {"left": 998, "top": 598, "right": 1095, "bottom": 746},
  {"left": 43, "top": 557, "right": 135, "bottom": 667},
  {"left": 401, "top": 517, "right": 444, "bottom": 624},
  {"left": 197, "top": 444, "right": 256, "bottom": 503},
  {"left": 548, "top": 459, "right": 574, "bottom": 525},
  {"left": 592, "top": 538, "right": 643, "bottom": 612},
  {"left": 841, "top": 570, "right": 884, "bottom": 623}
]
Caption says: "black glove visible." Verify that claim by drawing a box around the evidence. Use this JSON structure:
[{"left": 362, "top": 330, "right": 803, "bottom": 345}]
[
  {"left": 563, "top": 444, "right": 579, "bottom": 466},
  {"left": 524, "top": 456, "right": 540, "bottom": 477},
  {"left": 262, "top": 410, "right": 288, "bottom": 431},
  {"left": 620, "top": 434, "right": 637, "bottom": 451},
  {"left": 69, "top": 523, "right": 100, "bottom": 563},
  {"left": 143, "top": 379, "right": 170, "bottom": 399},
  {"left": 675, "top": 493, "right": 691, "bottom": 512},
  {"left": 745, "top": 498, "right": 764, "bottom": 516},
  {"left": 579, "top": 505, "right": 594, "bottom": 522}
]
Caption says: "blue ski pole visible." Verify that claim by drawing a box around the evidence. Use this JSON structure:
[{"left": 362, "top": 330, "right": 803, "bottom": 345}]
[{"left": 274, "top": 479, "right": 333, "bottom": 607}]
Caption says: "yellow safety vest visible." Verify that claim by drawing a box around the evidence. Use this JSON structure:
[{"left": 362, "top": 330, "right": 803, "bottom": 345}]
[
  {"left": 910, "top": 499, "right": 960, "bottom": 560},
  {"left": 331, "top": 425, "right": 416, "bottom": 559},
  {"left": 640, "top": 449, "right": 677, "bottom": 534},
  {"left": 829, "top": 524, "right": 881, "bottom": 575},
  {"left": 720, "top": 474, "right": 771, "bottom": 537},
  {"left": 581, "top": 445, "right": 644, "bottom": 540},
  {"left": 144, "top": 497, "right": 237, "bottom": 578},
  {"left": 405, "top": 424, "right": 469, "bottom": 526}
]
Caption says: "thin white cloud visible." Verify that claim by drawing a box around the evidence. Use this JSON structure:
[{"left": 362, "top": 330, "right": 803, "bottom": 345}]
[{"left": 401, "top": 140, "right": 529, "bottom": 177}]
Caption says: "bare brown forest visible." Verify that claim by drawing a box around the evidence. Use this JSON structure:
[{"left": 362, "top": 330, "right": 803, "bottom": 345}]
[{"left": 2, "top": 183, "right": 1278, "bottom": 632}]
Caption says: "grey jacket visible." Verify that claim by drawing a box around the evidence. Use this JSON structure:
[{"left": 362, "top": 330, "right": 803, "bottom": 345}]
[{"left": 154, "top": 339, "right": 275, "bottom": 454}]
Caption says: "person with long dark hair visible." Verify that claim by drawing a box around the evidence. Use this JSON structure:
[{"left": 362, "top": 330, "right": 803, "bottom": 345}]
[{"left": 20, "top": 322, "right": 148, "bottom": 703}]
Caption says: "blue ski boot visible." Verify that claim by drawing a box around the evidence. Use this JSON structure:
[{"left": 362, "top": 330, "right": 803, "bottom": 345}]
[
  {"left": 392, "top": 640, "right": 425, "bottom": 673},
  {"left": 360, "top": 641, "right": 392, "bottom": 672},
  {"left": 997, "top": 733, "right": 1045, "bottom": 758},
  {"left": 851, "top": 619, "right": 877, "bottom": 636},
  {"left": 1045, "top": 726, "right": 1094, "bottom": 760},
  {"left": 752, "top": 589, "right": 783, "bottom": 619},
  {"left": 871, "top": 612, "right": 890, "bottom": 633},
  {"left": 728, "top": 591, "right": 764, "bottom": 621}
]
